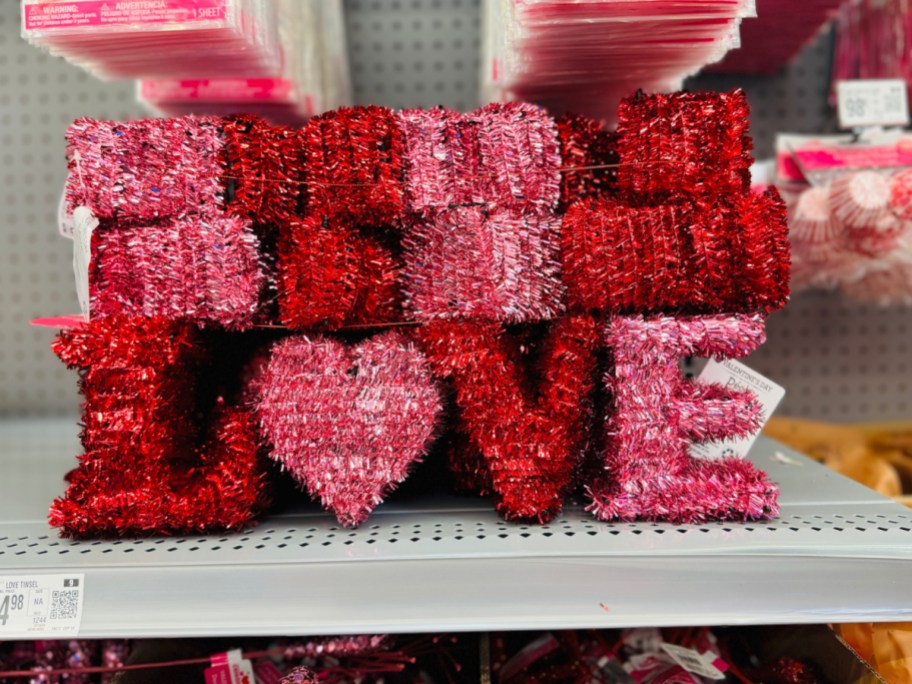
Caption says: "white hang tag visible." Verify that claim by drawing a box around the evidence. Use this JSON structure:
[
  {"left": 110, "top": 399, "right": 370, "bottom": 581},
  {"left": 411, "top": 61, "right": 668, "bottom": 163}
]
[
  {"left": 660, "top": 643, "right": 727, "bottom": 680},
  {"left": 72, "top": 206, "right": 98, "bottom": 321},
  {"left": 689, "top": 359, "right": 785, "bottom": 460},
  {"left": 837, "top": 79, "right": 910, "bottom": 129},
  {"left": 58, "top": 184, "right": 74, "bottom": 239}
]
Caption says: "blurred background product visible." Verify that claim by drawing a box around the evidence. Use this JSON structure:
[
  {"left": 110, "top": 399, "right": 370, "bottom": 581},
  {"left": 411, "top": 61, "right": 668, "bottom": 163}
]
[
  {"left": 21, "top": 0, "right": 282, "bottom": 80},
  {"left": 138, "top": 0, "right": 352, "bottom": 125}
]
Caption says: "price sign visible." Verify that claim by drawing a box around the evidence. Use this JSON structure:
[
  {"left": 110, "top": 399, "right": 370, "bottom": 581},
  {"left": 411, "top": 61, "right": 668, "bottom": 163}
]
[
  {"left": 837, "top": 79, "right": 910, "bottom": 129},
  {"left": 0, "top": 574, "right": 85, "bottom": 638}
]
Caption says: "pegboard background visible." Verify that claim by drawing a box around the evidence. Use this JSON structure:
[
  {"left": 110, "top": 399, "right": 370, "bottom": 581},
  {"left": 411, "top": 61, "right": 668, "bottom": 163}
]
[{"left": 0, "top": 1, "right": 905, "bottom": 421}]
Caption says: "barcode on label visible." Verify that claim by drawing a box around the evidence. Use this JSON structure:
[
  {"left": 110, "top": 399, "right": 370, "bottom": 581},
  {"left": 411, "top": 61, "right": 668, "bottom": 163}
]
[{"left": 50, "top": 590, "right": 79, "bottom": 620}]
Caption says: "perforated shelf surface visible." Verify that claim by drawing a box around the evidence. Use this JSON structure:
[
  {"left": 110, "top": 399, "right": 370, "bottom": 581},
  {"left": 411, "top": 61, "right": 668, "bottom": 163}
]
[{"left": 1, "top": 419, "right": 911, "bottom": 638}]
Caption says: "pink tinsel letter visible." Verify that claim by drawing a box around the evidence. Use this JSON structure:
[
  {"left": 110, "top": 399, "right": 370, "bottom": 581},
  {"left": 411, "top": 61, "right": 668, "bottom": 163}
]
[{"left": 587, "top": 314, "right": 780, "bottom": 523}]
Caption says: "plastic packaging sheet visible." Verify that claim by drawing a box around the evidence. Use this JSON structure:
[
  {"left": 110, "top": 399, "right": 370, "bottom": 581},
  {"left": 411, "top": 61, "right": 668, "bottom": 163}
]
[
  {"left": 708, "top": 0, "right": 842, "bottom": 75},
  {"left": 21, "top": 0, "right": 281, "bottom": 80},
  {"left": 481, "top": 0, "right": 755, "bottom": 121},
  {"left": 138, "top": 0, "right": 352, "bottom": 124}
]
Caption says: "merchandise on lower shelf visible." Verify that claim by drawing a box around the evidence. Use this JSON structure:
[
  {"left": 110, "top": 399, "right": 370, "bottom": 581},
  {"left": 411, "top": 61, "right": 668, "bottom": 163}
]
[{"left": 0, "top": 625, "right": 889, "bottom": 683}]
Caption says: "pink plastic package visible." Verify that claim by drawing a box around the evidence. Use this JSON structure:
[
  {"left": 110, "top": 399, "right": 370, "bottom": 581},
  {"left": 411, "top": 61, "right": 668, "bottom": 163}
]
[
  {"left": 778, "top": 132, "right": 912, "bottom": 302},
  {"left": 21, "top": 0, "right": 281, "bottom": 80},
  {"left": 481, "top": 0, "right": 755, "bottom": 122},
  {"left": 137, "top": 0, "right": 351, "bottom": 125}
]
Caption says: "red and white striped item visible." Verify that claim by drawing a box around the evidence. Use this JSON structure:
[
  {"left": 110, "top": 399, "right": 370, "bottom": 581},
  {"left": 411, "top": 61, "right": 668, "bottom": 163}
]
[
  {"left": 481, "top": 0, "right": 754, "bottom": 121},
  {"left": 787, "top": 169, "right": 912, "bottom": 302},
  {"left": 21, "top": 0, "right": 281, "bottom": 80},
  {"left": 707, "top": 0, "right": 841, "bottom": 74},
  {"left": 831, "top": 0, "right": 912, "bottom": 103}
]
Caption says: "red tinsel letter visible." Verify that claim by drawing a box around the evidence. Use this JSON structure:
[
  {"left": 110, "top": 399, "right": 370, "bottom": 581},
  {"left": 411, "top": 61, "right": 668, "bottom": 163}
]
[
  {"left": 50, "top": 317, "right": 272, "bottom": 537},
  {"left": 418, "top": 315, "right": 600, "bottom": 522}
]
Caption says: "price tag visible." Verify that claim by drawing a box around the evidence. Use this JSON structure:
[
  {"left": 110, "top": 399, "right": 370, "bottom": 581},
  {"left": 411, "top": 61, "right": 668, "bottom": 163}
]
[
  {"left": 205, "top": 649, "right": 256, "bottom": 684},
  {"left": 689, "top": 359, "right": 785, "bottom": 461},
  {"left": 58, "top": 184, "right": 74, "bottom": 239},
  {"left": 660, "top": 644, "right": 727, "bottom": 680},
  {"left": 0, "top": 574, "right": 85, "bottom": 638},
  {"left": 837, "top": 79, "right": 910, "bottom": 129},
  {"left": 72, "top": 206, "right": 98, "bottom": 321}
]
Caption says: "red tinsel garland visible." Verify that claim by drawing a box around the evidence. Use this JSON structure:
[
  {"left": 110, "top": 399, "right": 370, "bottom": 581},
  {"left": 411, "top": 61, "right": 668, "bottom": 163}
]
[
  {"left": 417, "top": 315, "right": 600, "bottom": 522},
  {"left": 555, "top": 113, "right": 619, "bottom": 209},
  {"left": 222, "top": 114, "right": 306, "bottom": 225},
  {"left": 302, "top": 105, "right": 406, "bottom": 225},
  {"left": 276, "top": 215, "right": 402, "bottom": 330},
  {"left": 615, "top": 90, "right": 753, "bottom": 203},
  {"left": 561, "top": 194, "right": 790, "bottom": 315}
]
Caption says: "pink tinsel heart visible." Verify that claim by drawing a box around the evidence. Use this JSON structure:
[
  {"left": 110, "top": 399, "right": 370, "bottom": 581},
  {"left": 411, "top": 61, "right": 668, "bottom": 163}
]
[{"left": 256, "top": 331, "right": 442, "bottom": 527}]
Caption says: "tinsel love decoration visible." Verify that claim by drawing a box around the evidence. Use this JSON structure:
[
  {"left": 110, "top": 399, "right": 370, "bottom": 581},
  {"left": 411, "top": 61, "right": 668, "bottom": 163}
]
[
  {"left": 417, "top": 315, "right": 600, "bottom": 522},
  {"left": 616, "top": 90, "right": 752, "bottom": 202},
  {"left": 66, "top": 116, "right": 224, "bottom": 221},
  {"left": 277, "top": 214, "right": 402, "bottom": 330},
  {"left": 587, "top": 314, "right": 779, "bottom": 524},
  {"left": 90, "top": 214, "right": 266, "bottom": 329},
  {"left": 50, "top": 317, "right": 272, "bottom": 538},
  {"left": 51, "top": 88, "right": 794, "bottom": 534},
  {"left": 403, "top": 207, "right": 565, "bottom": 322},
  {"left": 255, "top": 331, "right": 443, "bottom": 528}
]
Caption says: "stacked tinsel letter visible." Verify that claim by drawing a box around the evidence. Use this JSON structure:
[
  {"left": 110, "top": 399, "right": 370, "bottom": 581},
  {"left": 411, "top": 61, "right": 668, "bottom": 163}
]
[{"left": 52, "top": 90, "right": 789, "bottom": 537}]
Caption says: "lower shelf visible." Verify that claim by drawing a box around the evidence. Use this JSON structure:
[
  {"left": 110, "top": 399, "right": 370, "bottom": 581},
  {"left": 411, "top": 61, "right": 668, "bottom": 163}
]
[{"left": 2, "top": 419, "right": 911, "bottom": 638}]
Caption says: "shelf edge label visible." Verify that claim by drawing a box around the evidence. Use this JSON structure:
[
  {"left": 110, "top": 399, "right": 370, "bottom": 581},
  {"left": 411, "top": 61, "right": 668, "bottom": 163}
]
[{"left": 0, "top": 574, "right": 85, "bottom": 638}]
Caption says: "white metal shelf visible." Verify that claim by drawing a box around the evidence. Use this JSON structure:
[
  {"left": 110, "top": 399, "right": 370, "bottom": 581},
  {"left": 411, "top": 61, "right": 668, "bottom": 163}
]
[{"left": 1, "top": 418, "right": 911, "bottom": 638}]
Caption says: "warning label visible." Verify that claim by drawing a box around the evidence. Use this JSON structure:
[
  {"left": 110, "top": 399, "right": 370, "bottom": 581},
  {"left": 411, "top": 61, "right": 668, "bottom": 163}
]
[{"left": 24, "top": 0, "right": 226, "bottom": 31}]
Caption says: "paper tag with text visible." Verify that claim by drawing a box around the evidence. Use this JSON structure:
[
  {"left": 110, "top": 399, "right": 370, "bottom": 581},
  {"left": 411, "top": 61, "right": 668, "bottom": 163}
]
[
  {"left": 660, "top": 643, "right": 727, "bottom": 680},
  {"left": 58, "top": 186, "right": 74, "bottom": 239},
  {"left": 72, "top": 206, "right": 97, "bottom": 321},
  {"left": 837, "top": 79, "right": 910, "bottom": 129},
  {"left": 689, "top": 359, "right": 785, "bottom": 461},
  {"left": 205, "top": 649, "right": 255, "bottom": 684},
  {"left": 0, "top": 574, "right": 85, "bottom": 638}
]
